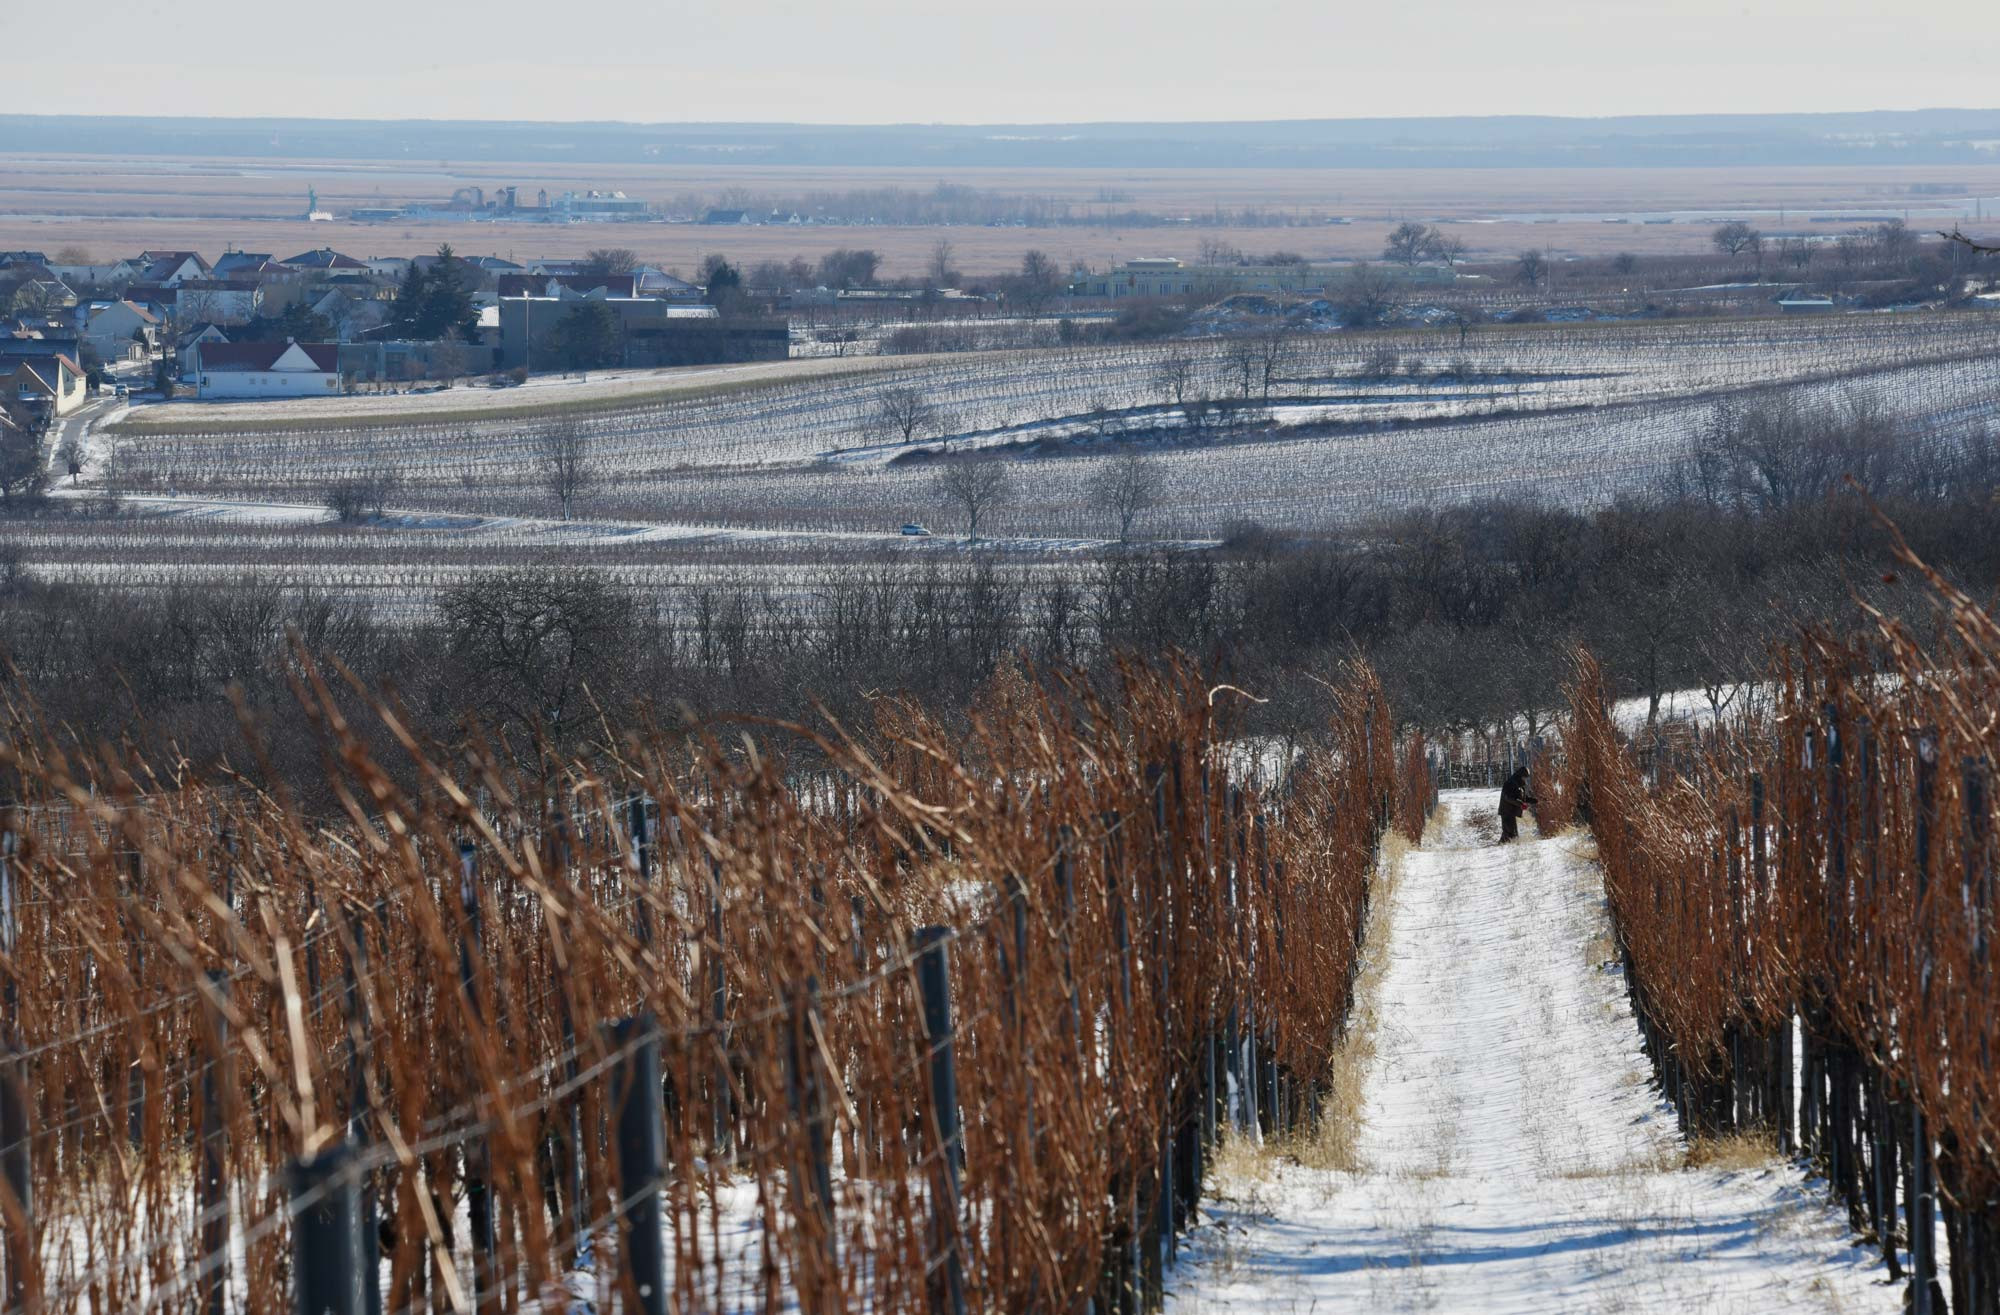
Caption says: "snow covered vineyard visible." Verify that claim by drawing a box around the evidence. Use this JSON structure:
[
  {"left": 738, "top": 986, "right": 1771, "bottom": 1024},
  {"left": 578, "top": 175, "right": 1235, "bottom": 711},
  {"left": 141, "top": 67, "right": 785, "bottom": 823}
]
[
  {"left": 88, "top": 312, "right": 2000, "bottom": 542},
  {"left": 1168, "top": 793, "right": 1893, "bottom": 1314}
]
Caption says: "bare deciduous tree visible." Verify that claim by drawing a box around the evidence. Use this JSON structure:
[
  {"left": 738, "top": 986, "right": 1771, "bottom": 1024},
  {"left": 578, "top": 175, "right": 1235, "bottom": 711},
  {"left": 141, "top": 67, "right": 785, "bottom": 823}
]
[
  {"left": 322, "top": 472, "right": 398, "bottom": 523},
  {"left": 1336, "top": 263, "right": 1403, "bottom": 328},
  {"left": 1442, "top": 304, "right": 1485, "bottom": 348},
  {"left": 1711, "top": 221, "right": 1764, "bottom": 260},
  {"left": 1515, "top": 249, "right": 1547, "bottom": 288},
  {"left": 582, "top": 247, "right": 639, "bottom": 276},
  {"left": 1197, "top": 237, "right": 1245, "bottom": 266},
  {"left": 1223, "top": 336, "right": 1261, "bottom": 398},
  {"left": 1383, "top": 221, "right": 1435, "bottom": 267},
  {"left": 537, "top": 420, "right": 594, "bottom": 521},
  {"left": 875, "top": 385, "right": 942, "bottom": 448},
  {"left": 1151, "top": 347, "right": 1196, "bottom": 408},
  {"left": 1011, "top": 249, "right": 1063, "bottom": 317},
  {"left": 1252, "top": 324, "right": 1293, "bottom": 401},
  {"left": 1087, "top": 451, "right": 1165, "bottom": 543},
  {"left": 926, "top": 239, "right": 956, "bottom": 289},
  {"left": 933, "top": 459, "right": 1013, "bottom": 541}
]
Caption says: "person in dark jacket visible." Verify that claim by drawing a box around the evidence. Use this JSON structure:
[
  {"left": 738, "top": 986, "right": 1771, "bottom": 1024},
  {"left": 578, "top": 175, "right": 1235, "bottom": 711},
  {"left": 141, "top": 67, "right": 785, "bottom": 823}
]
[{"left": 1499, "top": 767, "right": 1537, "bottom": 843}]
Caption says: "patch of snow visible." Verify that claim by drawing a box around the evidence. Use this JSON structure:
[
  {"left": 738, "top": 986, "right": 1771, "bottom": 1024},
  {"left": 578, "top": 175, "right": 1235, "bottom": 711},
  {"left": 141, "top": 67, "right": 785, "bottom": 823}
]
[{"left": 1168, "top": 792, "right": 1895, "bottom": 1314}]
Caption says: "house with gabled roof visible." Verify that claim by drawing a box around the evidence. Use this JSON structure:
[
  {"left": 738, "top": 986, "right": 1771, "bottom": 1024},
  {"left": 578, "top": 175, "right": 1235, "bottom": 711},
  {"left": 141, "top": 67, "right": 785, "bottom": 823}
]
[
  {"left": 496, "top": 273, "right": 636, "bottom": 300},
  {"left": 211, "top": 252, "right": 276, "bottom": 280},
  {"left": 172, "top": 279, "right": 263, "bottom": 324},
  {"left": 634, "top": 267, "right": 702, "bottom": 300},
  {"left": 80, "top": 299, "right": 161, "bottom": 360},
  {"left": 50, "top": 259, "right": 142, "bottom": 289},
  {"left": 281, "top": 248, "right": 369, "bottom": 275},
  {"left": 188, "top": 339, "right": 340, "bottom": 398},
  {"left": 177, "top": 322, "right": 230, "bottom": 373},
  {"left": 2, "top": 353, "right": 87, "bottom": 416},
  {"left": 137, "top": 251, "right": 213, "bottom": 286},
  {"left": 1, "top": 276, "right": 76, "bottom": 314},
  {"left": 309, "top": 288, "right": 391, "bottom": 339}
]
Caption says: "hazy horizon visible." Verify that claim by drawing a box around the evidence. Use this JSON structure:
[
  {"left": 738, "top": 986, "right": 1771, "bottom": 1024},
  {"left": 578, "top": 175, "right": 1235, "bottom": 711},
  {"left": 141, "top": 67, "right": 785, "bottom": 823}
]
[{"left": 5, "top": 0, "right": 1996, "bottom": 125}]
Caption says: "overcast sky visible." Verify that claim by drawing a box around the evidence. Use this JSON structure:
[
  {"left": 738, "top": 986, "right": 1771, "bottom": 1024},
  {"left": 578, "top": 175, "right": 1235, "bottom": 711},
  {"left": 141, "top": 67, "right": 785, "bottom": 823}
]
[{"left": 4, "top": 0, "right": 1994, "bottom": 123}]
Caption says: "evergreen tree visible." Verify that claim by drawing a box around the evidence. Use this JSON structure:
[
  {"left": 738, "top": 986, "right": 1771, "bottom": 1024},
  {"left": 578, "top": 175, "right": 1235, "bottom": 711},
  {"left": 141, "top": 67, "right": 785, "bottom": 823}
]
[
  {"left": 391, "top": 260, "right": 430, "bottom": 338},
  {"left": 419, "top": 245, "right": 479, "bottom": 342},
  {"left": 549, "top": 302, "right": 622, "bottom": 371},
  {"left": 701, "top": 257, "right": 743, "bottom": 312}
]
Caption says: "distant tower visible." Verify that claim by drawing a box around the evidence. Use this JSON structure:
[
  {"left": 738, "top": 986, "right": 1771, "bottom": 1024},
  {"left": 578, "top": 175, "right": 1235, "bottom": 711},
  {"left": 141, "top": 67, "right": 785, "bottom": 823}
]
[
  {"left": 307, "top": 185, "right": 318, "bottom": 217},
  {"left": 538, "top": 189, "right": 549, "bottom": 210}
]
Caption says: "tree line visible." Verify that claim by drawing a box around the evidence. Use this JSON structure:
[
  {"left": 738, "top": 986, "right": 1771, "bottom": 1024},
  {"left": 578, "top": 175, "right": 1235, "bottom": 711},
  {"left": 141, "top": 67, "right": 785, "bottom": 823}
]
[{"left": 4, "top": 398, "right": 1995, "bottom": 810}]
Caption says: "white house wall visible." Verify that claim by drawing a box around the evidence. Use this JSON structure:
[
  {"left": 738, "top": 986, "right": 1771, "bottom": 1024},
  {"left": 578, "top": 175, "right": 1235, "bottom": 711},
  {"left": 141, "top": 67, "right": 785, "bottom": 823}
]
[{"left": 195, "top": 371, "right": 339, "bottom": 399}]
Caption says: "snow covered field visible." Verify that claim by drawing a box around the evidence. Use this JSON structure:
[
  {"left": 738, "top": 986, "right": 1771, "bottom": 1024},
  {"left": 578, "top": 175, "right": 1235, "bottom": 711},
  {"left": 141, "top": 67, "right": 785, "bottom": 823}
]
[{"left": 1167, "top": 792, "right": 1894, "bottom": 1314}]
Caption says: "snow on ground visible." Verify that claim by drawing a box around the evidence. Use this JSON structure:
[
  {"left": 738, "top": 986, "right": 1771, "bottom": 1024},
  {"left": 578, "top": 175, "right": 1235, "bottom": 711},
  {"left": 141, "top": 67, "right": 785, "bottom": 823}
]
[
  {"left": 43, "top": 488, "right": 1135, "bottom": 554},
  {"left": 1168, "top": 791, "right": 1895, "bottom": 1314},
  {"left": 111, "top": 355, "right": 903, "bottom": 427}
]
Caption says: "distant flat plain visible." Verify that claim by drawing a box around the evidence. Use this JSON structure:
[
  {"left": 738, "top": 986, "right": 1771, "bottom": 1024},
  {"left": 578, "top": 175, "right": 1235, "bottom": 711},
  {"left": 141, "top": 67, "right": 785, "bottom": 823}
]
[{"left": 4, "top": 153, "right": 1998, "bottom": 275}]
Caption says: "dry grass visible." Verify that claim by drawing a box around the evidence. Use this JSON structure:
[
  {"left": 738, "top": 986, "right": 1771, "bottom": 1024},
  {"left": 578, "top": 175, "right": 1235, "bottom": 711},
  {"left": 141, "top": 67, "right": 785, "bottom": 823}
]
[
  {"left": 1684, "top": 1131, "right": 1782, "bottom": 1172},
  {"left": 1285, "top": 827, "right": 1412, "bottom": 1174},
  {"left": 9, "top": 153, "right": 2000, "bottom": 274}
]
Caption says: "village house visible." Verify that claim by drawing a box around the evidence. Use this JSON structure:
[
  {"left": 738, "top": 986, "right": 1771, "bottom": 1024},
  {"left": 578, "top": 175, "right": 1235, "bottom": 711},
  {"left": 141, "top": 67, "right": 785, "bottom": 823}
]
[
  {"left": 210, "top": 252, "right": 277, "bottom": 279},
  {"left": 633, "top": 267, "right": 702, "bottom": 299},
  {"left": 49, "top": 259, "right": 142, "bottom": 289},
  {"left": 136, "top": 251, "right": 213, "bottom": 286},
  {"left": 1, "top": 275, "right": 77, "bottom": 314},
  {"left": 308, "top": 288, "right": 391, "bottom": 339},
  {"left": 177, "top": 322, "right": 230, "bottom": 374},
  {"left": 172, "top": 279, "right": 264, "bottom": 324},
  {"left": 282, "top": 248, "right": 370, "bottom": 277},
  {"left": 187, "top": 340, "right": 341, "bottom": 399},
  {"left": 495, "top": 273, "right": 637, "bottom": 300},
  {"left": 79, "top": 299, "right": 161, "bottom": 360},
  {"left": 2, "top": 353, "right": 87, "bottom": 417}
]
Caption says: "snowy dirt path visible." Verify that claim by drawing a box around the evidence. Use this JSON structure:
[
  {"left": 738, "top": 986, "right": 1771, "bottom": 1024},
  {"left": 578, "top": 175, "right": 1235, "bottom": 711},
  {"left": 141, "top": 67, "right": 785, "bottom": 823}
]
[{"left": 1168, "top": 790, "right": 1896, "bottom": 1314}]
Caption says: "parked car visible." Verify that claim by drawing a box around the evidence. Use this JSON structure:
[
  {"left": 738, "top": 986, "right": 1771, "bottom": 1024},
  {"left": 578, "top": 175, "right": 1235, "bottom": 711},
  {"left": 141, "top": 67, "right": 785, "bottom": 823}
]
[
  {"left": 900, "top": 523, "right": 930, "bottom": 536},
  {"left": 113, "top": 384, "right": 129, "bottom": 398}
]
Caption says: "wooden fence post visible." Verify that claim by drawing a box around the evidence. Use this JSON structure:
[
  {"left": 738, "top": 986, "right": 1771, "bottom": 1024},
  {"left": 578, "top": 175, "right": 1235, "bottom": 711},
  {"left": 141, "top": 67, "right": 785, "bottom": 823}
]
[
  {"left": 198, "top": 971, "right": 232, "bottom": 1315},
  {"left": 706, "top": 851, "right": 732, "bottom": 1157},
  {"left": 1910, "top": 732, "right": 1940, "bottom": 1315},
  {"left": 0, "top": 1042, "right": 31, "bottom": 1313},
  {"left": 913, "top": 928, "right": 967, "bottom": 1315},
  {"left": 289, "top": 1141, "right": 363, "bottom": 1315},
  {"left": 1103, "top": 811, "right": 1139, "bottom": 1315},
  {"left": 785, "top": 981, "right": 837, "bottom": 1315},
  {"left": 339, "top": 905, "right": 383, "bottom": 1315},
  {"left": 455, "top": 839, "right": 498, "bottom": 1315},
  {"left": 126, "top": 846, "right": 146, "bottom": 1150},
  {"left": 609, "top": 1015, "right": 667, "bottom": 1315},
  {"left": 1144, "top": 763, "right": 1172, "bottom": 1300}
]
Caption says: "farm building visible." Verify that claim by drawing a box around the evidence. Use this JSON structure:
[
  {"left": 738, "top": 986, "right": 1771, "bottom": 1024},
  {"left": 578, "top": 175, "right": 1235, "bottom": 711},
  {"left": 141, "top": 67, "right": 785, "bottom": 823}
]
[
  {"left": 553, "top": 190, "right": 649, "bottom": 220},
  {"left": 188, "top": 340, "right": 341, "bottom": 399},
  {"left": 496, "top": 296, "right": 786, "bottom": 369}
]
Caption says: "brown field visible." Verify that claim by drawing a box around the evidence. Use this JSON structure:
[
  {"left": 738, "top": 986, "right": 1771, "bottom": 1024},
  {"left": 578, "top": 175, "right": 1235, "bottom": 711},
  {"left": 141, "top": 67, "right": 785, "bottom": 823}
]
[{"left": 4, "top": 153, "right": 1998, "bottom": 276}]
